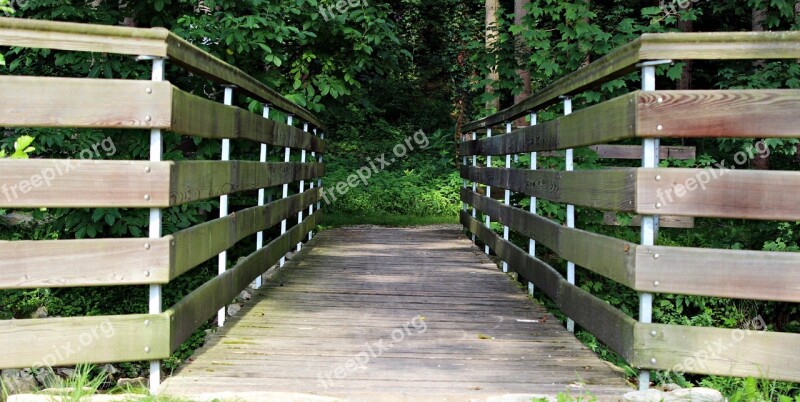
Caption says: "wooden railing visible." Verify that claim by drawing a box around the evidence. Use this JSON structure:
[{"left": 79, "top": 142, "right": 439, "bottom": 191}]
[
  {"left": 460, "top": 31, "right": 800, "bottom": 389},
  {"left": 0, "top": 18, "right": 325, "bottom": 393}
]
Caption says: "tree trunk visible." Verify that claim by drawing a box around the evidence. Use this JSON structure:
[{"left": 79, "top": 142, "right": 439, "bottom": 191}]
[
  {"left": 485, "top": 0, "right": 500, "bottom": 112},
  {"left": 677, "top": 3, "right": 693, "bottom": 90},
  {"left": 513, "top": 0, "right": 531, "bottom": 106},
  {"left": 752, "top": 6, "right": 770, "bottom": 169}
]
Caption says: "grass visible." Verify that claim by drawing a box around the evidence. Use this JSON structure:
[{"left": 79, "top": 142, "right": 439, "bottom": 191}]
[{"left": 322, "top": 212, "right": 458, "bottom": 228}]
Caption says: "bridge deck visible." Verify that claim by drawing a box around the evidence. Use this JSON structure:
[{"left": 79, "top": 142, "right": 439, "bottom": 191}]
[{"left": 160, "top": 227, "right": 632, "bottom": 400}]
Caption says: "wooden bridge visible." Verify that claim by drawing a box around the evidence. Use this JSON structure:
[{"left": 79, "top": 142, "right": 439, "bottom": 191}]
[{"left": 1, "top": 18, "right": 800, "bottom": 400}]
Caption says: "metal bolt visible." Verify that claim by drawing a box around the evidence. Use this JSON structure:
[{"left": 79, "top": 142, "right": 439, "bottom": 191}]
[
  {"left": 650, "top": 358, "right": 657, "bottom": 364},
  {"left": 145, "top": 115, "right": 152, "bottom": 122},
  {"left": 145, "top": 166, "right": 151, "bottom": 173},
  {"left": 146, "top": 88, "right": 152, "bottom": 94},
  {"left": 656, "top": 125, "right": 663, "bottom": 131},
  {"left": 657, "top": 97, "right": 663, "bottom": 103},
  {"left": 144, "top": 194, "right": 151, "bottom": 201},
  {"left": 144, "top": 271, "right": 151, "bottom": 277},
  {"left": 655, "top": 202, "right": 662, "bottom": 209},
  {"left": 650, "top": 330, "right": 657, "bottom": 337},
  {"left": 654, "top": 281, "right": 660, "bottom": 287},
  {"left": 144, "top": 346, "right": 151, "bottom": 353},
  {"left": 653, "top": 253, "right": 660, "bottom": 260},
  {"left": 144, "top": 243, "right": 151, "bottom": 250},
  {"left": 655, "top": 175, "right": 662, "bottom": 181},
  {"left": 144, "top": 320, "right": 151, "bottom": 327}
]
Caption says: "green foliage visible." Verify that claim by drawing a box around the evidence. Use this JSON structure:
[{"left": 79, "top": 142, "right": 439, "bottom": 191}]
[{"left": 0, "top": 135, "right": 36, "bottom": 159}]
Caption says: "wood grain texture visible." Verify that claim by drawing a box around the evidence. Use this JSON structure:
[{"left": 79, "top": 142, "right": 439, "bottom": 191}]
[
  {"left": 461, "top": 212, "right": 636, "bottom": 360},
  {"left": 169, "top": 161, "right": 324, "bottom": 205},
  {"left": 460, "top": 93, "right": 636, "bottom": 155},
  {"left": 635, "top": 246, "right": 800, "bottom": 302},
  {"left": 171, "top": 88, "right": 326, "bottom": 152},
  {"left": 590, "top": 145, "right": 696, "bottom": 160},
  {"left": 0, "top": 238, "right": 170, "bottom": 289},
  {"left": 171, "top": 188, "right": 321, "bottom": 278},
  {"left": 0, "top": 76, "right": 171, "bottom": 129},
  {"left": 633, "top": 323, "right": 800, "bottom": 382},
  {"left": 168, "top": 212, "right": 321, "bottom": 350},
  {"left": 161, "top": 226, "right": 631, "bottom": 398},
  {"left": 0, "top": 17, "right": 168, "bottom": 57},
  {"left": 461, "top": 166, "right": 636, "bottom": 211},
  {"left": 461, "top": 188, "right": 636, "bottom": 287},
  {"left": 0, "top": 159, "right": 171, "bottom": 208},
  {"left": 637, "top": 168, "right": 800, "bottom": 220},
  {"left": 602, "top": 212, "right": 695, "bottom": 229},
  {"left": 637, "top": 90, "right": 800, "bottom": 138},
  {"left": 0, "top": 314, "right": 170, "bottom": 369}
]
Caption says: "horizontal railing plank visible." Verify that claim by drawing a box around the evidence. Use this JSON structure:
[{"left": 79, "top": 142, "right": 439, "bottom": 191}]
[
  {"left": 0, "top": 76, "right": 171, "bottom": 129},
  {"left": 0, "top": 238, "right": 171, "bottom": 289},
  {"left": 461, "top": 188, "right": 636, "bottom": 287},
  {"left": 171, "top": 188, "right": 321, "bottom": 278},
  {"left": 168, "top": 212, "right": 321, "bottom": 350},
  {"left": 171, "top": 88, "right": 326, "bottom": 152},
  {"left": 637, "top": 168, "right": 800, "bottom": 220},
  {"left": 635, "top": 246, "right": 800, "bottom": 302},
  {"left": 602, "top": 212, "right": 695, "bottom": 229},
  {"left": 464, "top": 32, "right": 800, "bottom": 131},
  {"left": 0, "top": 314, "right": 170, "bottom": 369},
  {"left": 634, "top": 323, "right": 800, "bottom": 382},
  {"left": 461, "top": 211, "right": 636, "bottom": 360},
  {"left": 0, "top": 160, "right": 323, "bottom": 208},
  {"left": 461, "top": 166, "right": 636, "bottom": 211}
]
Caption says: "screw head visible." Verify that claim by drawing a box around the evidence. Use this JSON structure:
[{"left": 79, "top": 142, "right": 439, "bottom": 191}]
[
  {"left": 144, "top": 271, "right": 151, "bottom": 277},
  {"left": 654, "top": 281, "right": 660, "bottom": 287},
  {"left": 657, "top": 97, "right": 663, "bottom": 103},
  {"left": 144, "top": 320, "right": 151, "bottom": 327},
  {"left": 145, "top": 166, "right": 151, "bottom": 173},
  {"left": 655, "top": 175, "right": 662, "bottom": 181},
  {"left": 656, "top": 125, "right": 663, "bottom": 131},
  {"left": 144, "top": 346, "right": 151, "bottom": 353},
  {"left": 650, "top": 330, "right": 657, "bottom": 337},
  {"left": 144, "top": 194, "right": 151, "bottom": 201},
  {"left": 145, "top": 88, "right": 153, "bottom": 94},
  {"left": 145, "top": 115, "right": 152, "bottom": 122},
  {"left": 655, "top": 202, "right": 662, "bottom": 209},
  {"left": 144, "top": 243, "right": 151, "bottom": 250},
  {"left": 650, "top": 358, "right": 657, "bottom": 364},
  {"left": 653, "top": 253, "right": 660, "bottom": 260}
]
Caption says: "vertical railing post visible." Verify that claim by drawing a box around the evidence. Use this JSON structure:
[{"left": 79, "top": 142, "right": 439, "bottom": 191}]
[
  {"left": 484, "top": 128, "right": 493, "bottom": 255},
  {"left": 297, "top": 122, "right": 308, "bottom": 252},
  {"left": 502, "top": 122, "right": 512, "bottom": 273},
  {"left": 317, "top": 132, "right": 324, "bottom": 211},
  {"left": 563, "top": 97, "right": 575, "bottom": 333},
  {"left": 528, "top": 112, "right": 537, "bottom": 297},
  {"left": 308, "top": 128, "right": 317, "bottom": 241},
  {"left": 462, "top": 134, "right": 468, "bottom": 213},
  {"left": 280, "top": 115, "right": 293, "bottom": 267},
  {"left": 144, "top": 56, "right": 165, "bottom": 396},
  {"left": 218, "top": 86, "right": 234, "bottom": 328},
  {"left": 471, "top": 131, "right": 477, "bottom": 244},
  {"left": 254, "top": 104, "right": 270, "bottom": 290}
]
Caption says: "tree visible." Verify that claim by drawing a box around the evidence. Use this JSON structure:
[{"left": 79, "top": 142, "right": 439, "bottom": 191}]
[{"left": 485, "top": 0, "right": 500, "bottom": 112}]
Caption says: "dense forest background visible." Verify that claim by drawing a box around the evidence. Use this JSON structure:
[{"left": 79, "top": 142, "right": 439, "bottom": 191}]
[{"left": 1, "top": 0, "right": 800, "bottom": 399}]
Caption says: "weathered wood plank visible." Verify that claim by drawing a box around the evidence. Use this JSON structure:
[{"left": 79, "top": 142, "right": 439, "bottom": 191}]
[
  {"left": 461, "top": 212, "right": 636, "bottom": 359},
  {"left": 0, "top": 314, "right": 170, "bottom": 369},
  {"left": 461, "top": 188, "right": 636, "bottom": 286},
  {"left": 169, "top": 161, "right": 324, "bottom": 206},
  {"left": 633, "top": 323, "right": 800, "bottom": 382},
  {"left": 0, "top": 17, "right": 168, "bottom": 57},
  {"left": 602, "top": 212, "right": 695, "bottom": 229},
  {"left": 0, "top": 159, "right": 170, "bottom": 208},
  {"left": 636, "top": 168, "right": 800, "bottom": 220},
  {"left": 461, "top": 166, "right": 636, "bottom": 211},
  {"left": 168, "top": 212, "right": 321, "bottom": 350},
  {"left": 635, "top": 246, "right": 800, "bottom": 302},
  {"left": 637, "top": 90, "right": 800, "bottom": 138},
  {"left": 0, "top": 238, "right": 170, "bottom": 289},
  {"left": 0, "top": 76, "right": 171, "bottom": 129},
  {"left": 590, "top": 145, "right": 696, "bottom": 160},
  {"left": 170, "top": 89, "right": 326, "bottom": 152},
  {"left": 460, "top": 94, "right": 636, "bottom": 155},
  {"left": 171, "top": 188, "right": 321, "bottom": 277}
]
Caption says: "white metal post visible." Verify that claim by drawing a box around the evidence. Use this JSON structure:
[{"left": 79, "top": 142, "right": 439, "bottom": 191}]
[
  {"left": 462, "top": 133, "right": 468, "bottom": 212},
  {"left": 638, "top": 62, "right": 661, "bottom": 391},
  {"left": 297, "top": 122, "right": 308, "bottom": 252},
  {"left": 317, "top": 133, "right": 324, "bottom": 211},
  {"left": 564, "top": 97, "right": 575, "bottom": 333},
  {"left": 484, "top": 128, "right": 492, "bottom": 255},
  {"left": 254, "top": 104, "right": 270, "bottom": 290},
  {"left": 502, "top": 122, "right": 512, "bottom": 273},
  {"left": 309, "top": 128, "right": 317, "bottom": 241},
  {"left": 280, "top": 115, "right": 292, "bottom": 267},
  {"left": 471, "top": 131, "right": 477, "bottom": 243},
  {"left": 146, "top": 57, "right": 165, "bottom": 396},
  {"left": 217, "top": 86, "right": 233, "bottom": 327},
  {"left": 528, "top": 112, "right": 537, "bottom": 297}
]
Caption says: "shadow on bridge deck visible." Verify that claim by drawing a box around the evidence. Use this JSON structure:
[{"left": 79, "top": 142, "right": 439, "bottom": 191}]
[{"left": 160, "top": 226, "right": 633, "bottom": 401}]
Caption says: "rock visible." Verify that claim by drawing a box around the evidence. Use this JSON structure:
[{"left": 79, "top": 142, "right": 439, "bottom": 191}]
[
  {"left": 41, "top": 387, "right": 93, "bottom": 395},
  {"left": 30, "top": 307, "right": 47, "bottom": 319},
  {"left": 100, "top": 364, "right": 119, "bottom": 381},
  {"left": 1, "top": 369, "right": 37, "bottom": 395},
  {"left": 238, "top": 290, "right": 252, "bottom": 302},
  {"left": 55, "top": 368, "right": 74, "bottom": 378},
  {"left": 660, "top": 383, "right": 682, "bottom": 392},
  {"left": 227, "top": 303, "right": 242, "bottom": 316},
  {"left": 116, "top": 377, "right": 147, "bottom": 389},
  {"left": 624, "top": 389, "right": 665, "bottom": 401},
  {"left": 32, "top": 368, "right": 56, "bottom": 388},
  {"left": 624, "top": 388, "right": 723, "bottom": 402}
]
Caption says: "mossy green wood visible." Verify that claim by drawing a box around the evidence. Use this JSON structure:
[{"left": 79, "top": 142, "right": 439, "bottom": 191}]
[
  {"left": 167, "top": 212, "right": 322, "bottom": 351},
  {"left": 169, "top": 161, "right": 324, "bottom": 206},
  {"left": 171, "top": 88, "right": 326, "bottom": 152},
  {"left": 461, "top": 212, "right": 636, "bottom": 360},
  {"left": 461, "top": 166, "right": 636, "bottom": 211},
  {"left": 0, "top": 313, "right": 171, "bottom": 369},
  {"left": 170, "top": 188, "right": 322, "bottom": 278},
  {"left": 633, "top": 323, "right": 800, "bottom": 382}
]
